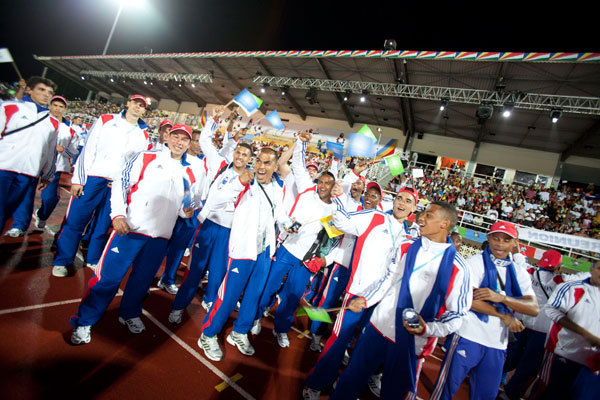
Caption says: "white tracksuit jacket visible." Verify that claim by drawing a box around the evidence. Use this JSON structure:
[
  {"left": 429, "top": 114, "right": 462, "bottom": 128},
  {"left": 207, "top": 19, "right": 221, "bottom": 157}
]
[
  {"left": 110, "top": 150, "right": 200, "bottom": 239},
  {"left": 55, "top": 121, "right": 79, "bottom": 173},
  {"left": 73, "top": 111, "right": 151, "bottom": 185},
  {"left": 0, "top": 99, "right": 59, "bottom": 180},
  {"left": 358, "top": 237, "right": 472, "bottom": 356},
  {"left": 279, "top": 139, "right": 336, "bottom": 261},
  {"left": 544, "top": 278, "right": 600, "bottom": 367}
]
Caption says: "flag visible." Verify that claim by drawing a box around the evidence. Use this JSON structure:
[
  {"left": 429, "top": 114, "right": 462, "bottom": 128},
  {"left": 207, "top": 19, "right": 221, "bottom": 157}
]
[
  {"left": 301, "top": 306, "right": 333, "bottom": 323},
  {"left": 375, "top": 138, "right": 398, "bottom": 159},
  {"left": 240, "top": 133, "right": 255, "bottom": 142},
  {"left": 0, "top": 48, "right": 14, "bottom": 63},
  {"left": 357, "top": 124, "right": 377, "bottom": 141},
  {"left": 320, "top": 216, "right": 344, "bottom": 238},
  {"left": 199, "top": 110, "right": 207, "bottom": 128},
  {"left": 384, "top": 154, "right": 404, "bottom": 176},
  {"left": 346, "top": 132, "right": 376, "bottom": 158},
  {"left": 264, "top": 110, "right": 285, "bottom": 130},
  {"left": 412, "top": 168, "right": 424, "bottom": 178},
  {"left": 232, "top": 89, "right": 263, "bottom": 116},
  {"left": 326, "top": 141, "right": 344, "bottom": 159}
]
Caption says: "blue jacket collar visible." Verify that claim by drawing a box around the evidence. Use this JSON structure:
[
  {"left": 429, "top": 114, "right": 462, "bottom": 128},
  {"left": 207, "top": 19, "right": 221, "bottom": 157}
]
[{"left": 22, "top": 96, "right": 48, "bottom": 113}]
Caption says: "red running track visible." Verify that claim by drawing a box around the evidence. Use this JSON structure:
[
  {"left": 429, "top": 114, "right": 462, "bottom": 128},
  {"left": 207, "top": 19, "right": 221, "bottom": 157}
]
[{"left": 0, "top": 174, "right": 471, "bottom": 399}]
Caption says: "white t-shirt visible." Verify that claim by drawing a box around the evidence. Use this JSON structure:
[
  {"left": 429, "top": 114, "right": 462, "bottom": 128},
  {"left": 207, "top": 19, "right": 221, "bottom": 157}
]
[{"left": 457, "top": 253, "right": 535, "bottom": 350}]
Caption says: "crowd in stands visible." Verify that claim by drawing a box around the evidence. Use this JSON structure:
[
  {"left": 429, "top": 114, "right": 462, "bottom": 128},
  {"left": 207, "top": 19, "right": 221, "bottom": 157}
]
[{"left": 388, "top": 167, "right": 600, "bottom": 240}]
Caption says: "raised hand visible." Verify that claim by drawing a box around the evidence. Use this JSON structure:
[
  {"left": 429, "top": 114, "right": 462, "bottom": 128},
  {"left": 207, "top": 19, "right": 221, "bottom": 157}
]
[{"left": 239, "top": 168, "right": 255, "bottom": 184}]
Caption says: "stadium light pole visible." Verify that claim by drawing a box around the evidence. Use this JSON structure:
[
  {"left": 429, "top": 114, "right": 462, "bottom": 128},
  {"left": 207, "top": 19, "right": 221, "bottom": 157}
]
[{"left": 86, "top": 0, "right": 145, "bottom": 101}]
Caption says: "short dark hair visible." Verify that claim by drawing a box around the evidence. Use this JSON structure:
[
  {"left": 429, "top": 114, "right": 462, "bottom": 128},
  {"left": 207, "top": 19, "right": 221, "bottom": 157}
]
[
  {"left": 236, "top": 142, "right": 253, "bottom": 153},
  {"left": 431, "top": 201, "right": 458, "bottom": 231},
  {"left": 26, "top": 76, "right": 57, "bottom": 92},
  {"left": 259, "top": 147, "right": 278, "bottom": 161},
  {"left": 450, "top": 231, "right": 461, "bottom": 239}
]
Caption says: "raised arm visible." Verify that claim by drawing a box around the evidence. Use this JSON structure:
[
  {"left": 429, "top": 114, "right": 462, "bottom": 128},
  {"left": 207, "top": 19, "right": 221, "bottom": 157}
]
[{"left": 290, "top": 132, "right": 316, "bottom": 193}]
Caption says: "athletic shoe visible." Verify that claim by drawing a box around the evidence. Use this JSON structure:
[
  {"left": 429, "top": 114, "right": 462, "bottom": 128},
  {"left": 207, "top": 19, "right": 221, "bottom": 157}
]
[
  {"left": 33, "top": 210, "right": 46, "bottom": 229},
  {"left": 184, "top": 248, "right": 190, "bottom": 257},
  {"left": 273, "top": 330, "right": 290, "bottom": 348},
  {"left": 342, "top": 349, "right": 350, "bottom": 366},
  {"left": 168, "top": 309, "right": 183, "bottom": 324},
  {"left": 302, "top": 387, "right": 321, "bottom": 400},
  {"left": 250, "top": 319, "right": 262, "bottom": 335},
  {"left": 201, "top": 300, "right": 212, "bottom": 312},
  {"left": 226, "top": 331, "right": 255, "bottom": 356},
  {"left": 4, "top": 228, "right": 24, "bottom": 237},
  {"left": 118, "top": 316, "right": 146, "bottom": 334},
  {"left": 310, "top": 334, "right": 322, "bottom": 352},
  {"left": 157, "top": 279, "right": 179, "bottom": 295},
  {"left": 263, "top": 308, "right": 270, "bottom": 317},
  {"left": 234, "top": 301, "right": 241, "bottom": 311},
  {"left": 198, "top": 333, "right": 223, "bottom": 361},
  {"left": 52, "top": 265, "right": 68, "bottom": 277},
  {"left": 368, "top": 373, "right": 382, "bottom": 398},
  {"left": 86, "top": 263, "right": 97, "bottom": 273},
  {"left": 71, "top": 325, "right": 91, "bottom": 345}
]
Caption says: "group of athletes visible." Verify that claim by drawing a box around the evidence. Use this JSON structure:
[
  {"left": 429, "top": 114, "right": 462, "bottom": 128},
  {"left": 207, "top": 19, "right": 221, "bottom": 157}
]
[{"left": 1, "top": 76, "right": 598, "bottom": 400}]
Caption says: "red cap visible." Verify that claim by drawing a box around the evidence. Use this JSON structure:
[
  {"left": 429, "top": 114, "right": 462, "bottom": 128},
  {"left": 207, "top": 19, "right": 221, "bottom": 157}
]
[
  {"left": 366, "top": 181, "right": 382, "bottom": 196},
  {"left": 127, "top": 94, "right": 148, "bottom": 107},
  {"left": 357, "top": 175, "right": 367, "bottom": 185},
  {"left": 398, "top": 186, "right": 419, "bottom": 204},
  {"left": 306, "top": 162, "right": 319, "bottom": 171},
  {"left": 159, "top": 120, "right": 173, "bottom": 128},
  {"left": 489, "top": 221, "right": 519, "bottom": 239},
  {"left": 537, "top": 249, "right": 562, "bottom": 270},
  {"left": 50, "top": 95, "right": 68, "bottom": 106},
  {"left": 169, "top": 124, "right": 192, "bottom": 139}
]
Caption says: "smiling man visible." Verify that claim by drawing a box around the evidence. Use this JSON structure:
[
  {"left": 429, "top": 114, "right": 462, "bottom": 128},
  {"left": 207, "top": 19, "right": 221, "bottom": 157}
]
[
  {"left": 70, "top": 124, "right": 198, "bottom": 345},
  {"left": 325, "top": 201, "right": 471, "bottom": 400},
  {"left": 303, "top": 183, "right": 421, "bottom": 399},
  {"left": 187, "top": 148, "right": 293, "bottom": 360},
  {"left": 0, "top": 76, "right": 59, "bottom": 234},
  {"left": 431, "top": 220, "right": 539, "bottom": 400},
  {"left": 52, "top": 95, "right": 151, "bottom": 277}
]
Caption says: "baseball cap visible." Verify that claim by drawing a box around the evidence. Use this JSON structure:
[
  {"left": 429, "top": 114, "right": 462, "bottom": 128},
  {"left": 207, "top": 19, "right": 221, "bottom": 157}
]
[
  {"left": 537, "top": 249, "right": 562, "bottom": 270},
  {"left": 127, "top": 94, "right": 148, "bottom": 107},
  {"left": 159, "top": 120, "right": 173, "bottom": 129},
  {"left": 398, "top": 186, "right": 419, "bottom": 204},
  {"left": 356, "top": 175, "right": 367, "bottom": 185},
  {"left": 169, "top": 124, "right": 192, "bottom": 139},
  {"left": 488, "top": 221, "right": 518, "bottom": 239},
  {"left": 366, "top": 181, "right": 382, "bottom": 196},
  {"left": 306, "top": 162, "right": 319, "bottom": 171},
  {"left": 50, "top": 95, "right": 68, "bottom": 106}
]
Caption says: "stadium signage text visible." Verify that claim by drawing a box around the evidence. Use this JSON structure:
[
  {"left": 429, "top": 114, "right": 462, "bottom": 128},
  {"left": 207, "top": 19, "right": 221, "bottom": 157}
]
[{"left": 517, "top": 228, "right": 600, "bottom": 253}]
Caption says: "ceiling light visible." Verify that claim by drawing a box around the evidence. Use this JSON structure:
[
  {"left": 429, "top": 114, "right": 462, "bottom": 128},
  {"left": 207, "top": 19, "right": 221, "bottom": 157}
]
[
  {"left": 260, "top": 83, "right": 269, "bottom": 93},
  {"left": 476, "top": 103, "right": 494, "bottom": 123},
  {"left": 343, "top": 90, "right": 351, "bottom": 102},
  {"left": 384, "top": 39, "right": 397, "bottom": 51},
  {"left": 550, "top": 109, "right": 562, "bottom": 124},
  {"left": 143, "top": 79, "right": 148, "bottom": 85},
  {"left": 360, "top": 90, "right": 369, "bottom": 103},
  {"left": 281, "top": 86, "right": 288, "bottom": 96},
  {"left": 440, "top": 98, "right": 449, "bottom": 111},
  {"left": 502, "top": 103, "right": 514, "bottom": 118}
]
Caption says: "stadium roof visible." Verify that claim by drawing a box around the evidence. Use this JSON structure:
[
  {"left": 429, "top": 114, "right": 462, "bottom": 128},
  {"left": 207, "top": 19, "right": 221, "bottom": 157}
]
[{"left": 35, "top": 49, "right": 600, "bottom": 161}]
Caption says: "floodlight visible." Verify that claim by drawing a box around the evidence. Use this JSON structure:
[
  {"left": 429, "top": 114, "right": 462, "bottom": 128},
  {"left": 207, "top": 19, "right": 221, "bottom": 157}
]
[
  {"left": 502, "top": 103, "right": 514, "bottom": 118},
  {"left": 550, "top": 109, "right": 562, "bottom": 123},
  {"left": 281, "top": 86, "right": 288, "bottom": 96},
  {"left": 440, "top": 98, "right": 449, "bottom": 111},
  {"left": 384, "top": 39, "right": 397, "bottom": 51}
]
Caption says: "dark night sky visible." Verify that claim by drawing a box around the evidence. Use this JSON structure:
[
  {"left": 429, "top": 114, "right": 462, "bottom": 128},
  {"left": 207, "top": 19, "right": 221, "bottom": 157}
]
[{"left": 1, "top": 0, "right": 598, "bottom": 82}]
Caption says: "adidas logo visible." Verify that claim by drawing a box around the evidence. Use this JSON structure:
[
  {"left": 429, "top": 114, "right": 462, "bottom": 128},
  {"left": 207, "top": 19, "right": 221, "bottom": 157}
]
[
  {"left": 457, "top": 350, "right": 466, "bottom": 357},
  {"left": 500, "top": 225, "right": 506, "bottom": 229},
  {"left": 111, "top": 247, "right": 119, "bottom": 253},
  {"left": 231, "top": 267, "right": 239, "bottom": 274},
  {"left": 334, "top": 277, "right": 338, "bottom": 282},
  {"left": 195, "top": 243, "right": 200, "bottom": 248}
]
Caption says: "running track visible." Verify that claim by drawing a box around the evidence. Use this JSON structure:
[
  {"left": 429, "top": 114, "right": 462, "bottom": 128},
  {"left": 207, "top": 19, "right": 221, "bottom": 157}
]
[{"left": 0, "top": 175, "right": 471, "bottom": 399}]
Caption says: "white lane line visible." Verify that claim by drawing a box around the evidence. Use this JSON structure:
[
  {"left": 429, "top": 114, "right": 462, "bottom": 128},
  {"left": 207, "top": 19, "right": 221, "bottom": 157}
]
[
  {"left": 141, "top": 309, "right": 256, "bottom": 400},
  {"left": 0, "top": 298, "right": 82, "bottom": 315}
]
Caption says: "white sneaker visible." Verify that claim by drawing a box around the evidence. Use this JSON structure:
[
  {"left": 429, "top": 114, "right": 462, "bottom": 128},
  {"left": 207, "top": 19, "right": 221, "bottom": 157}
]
[
  {"left": 52, "top": 265, "right": 68, "bottom": 277},
  {"left": 86, "top": 263, "right": 97, "bottom": 273},
  {"left": 118, "top": 316, "right": 146, "bottom": 334},
  {"left": 4, "top": 228, "right": 24, "bottom": 237},
  {"left": 184, "top": 248, "right": 190, "bottom": 257},
  {"left": 273, "top": 330, "right": 290, "bottom": 348},
  {"left": 235, "top": 301, "right": 241, "bottom": 311},
  {"left": 168, "top": 309, "right": 184, "bottom": 324},
  {"left": 310, "top": 334, "right": 322, "bottom": 352},
  {"left": 71, "top": 325, "right": 91, "bottom": 344},
  {"left": 302, "top": 387, "right": 321, "bottom": 400},
  {"left": 368, "top": 373, "right": 382, "bottom": 398},
  {"left": 250, "top": 319, "right": 262, "bottom": 335},
  {"left": 227, "top": 331, "right": 255, "bottom": 356},
  {"left": 263, "top": 308, "right": 270, "bottom": 317},
  {"left": 157, "top": 279, "right": 179, "bottom": 295},
  {"left": 34, "top": 210, "right": 46, "bottom": 229},
  {"left": 201, "top": 300, "right": 212, "bottom": 312},
  {"left": 198, "top": 333, "right": 223, "bottom": 361}
]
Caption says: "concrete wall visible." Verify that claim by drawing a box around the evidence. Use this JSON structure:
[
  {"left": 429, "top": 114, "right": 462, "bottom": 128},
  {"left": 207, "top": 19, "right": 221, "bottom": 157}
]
[{"left": 411, "top": 134, "right": 475, "bottom": 161}]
